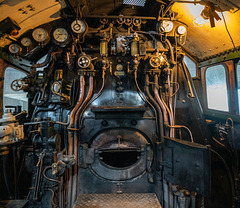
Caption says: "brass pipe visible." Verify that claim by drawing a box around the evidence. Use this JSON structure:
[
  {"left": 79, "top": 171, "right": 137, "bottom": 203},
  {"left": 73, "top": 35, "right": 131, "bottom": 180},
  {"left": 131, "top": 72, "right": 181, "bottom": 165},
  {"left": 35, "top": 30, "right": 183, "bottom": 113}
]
[
  {"left": 145, "top": 74, "right": 164, "bottom": 140},
  {"left": 71, "top": 75, "right": 94, "bottom": 206},
  {"left": 67, "top": 75, "right": 85, "bottom": 208},
  {"left": 153, "top": 75, "right": 169, "bottom": 127}
]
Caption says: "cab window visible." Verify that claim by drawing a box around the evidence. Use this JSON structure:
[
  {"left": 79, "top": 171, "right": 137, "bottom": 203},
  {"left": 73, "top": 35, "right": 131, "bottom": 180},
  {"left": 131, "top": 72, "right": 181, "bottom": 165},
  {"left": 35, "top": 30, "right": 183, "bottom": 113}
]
[
  {"left": 237, "top": 61, "right": 240, "bottom": 113},
  {"left": 3, "top": 67, "right": 28, "bottom": 112},
  {"left": 183, "top": 55, "right": 197, "bottom": 77},
  {"left": 205, "top": 65, "right": 229, "bottom": 112}
]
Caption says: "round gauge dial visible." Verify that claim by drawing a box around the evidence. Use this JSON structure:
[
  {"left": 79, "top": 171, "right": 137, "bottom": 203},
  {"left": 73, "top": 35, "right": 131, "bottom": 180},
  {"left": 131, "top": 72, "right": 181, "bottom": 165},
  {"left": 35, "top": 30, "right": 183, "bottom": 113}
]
[
  {"left": 71, "top": 20, "right": 86, "bottom": 34},
  {"left": 116, "top": 64, "right": 123, "bottom": 71},
  {"left": 177, "top": 25, "right": 187, "bottom": 35},
  {"left": 160, "top": 20, "right": 174, "bottom": 33},
  {"left": 53, "top": 28, "right": 69, "bottom": 43},
  {"left": 9, "top": 44, "right": 21, "bottom": 54},
  {"left": 21, "top": 37, "right": 32, "bottom": 47},
  {"left": 32, "top": 28, "right": 48, "bottom": 42}
]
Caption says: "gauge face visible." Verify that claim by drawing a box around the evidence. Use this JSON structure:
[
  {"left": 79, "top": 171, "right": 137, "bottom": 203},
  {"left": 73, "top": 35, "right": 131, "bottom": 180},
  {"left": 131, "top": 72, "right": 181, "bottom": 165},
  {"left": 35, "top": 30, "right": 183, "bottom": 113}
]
[
  {"left": 53, "top": 28, "right": 69, "bottom": 43},
  {"left": 71, "top": 20, "right": 86, "bottom": 34},
  {"left": 116, "top": 64, "right": 123, "bottom": 71},
  {"left": 177, "top": 25, "right": 187, "bottom": 35},
  {"left": 32, "top": 28, "right": 48, "bottom": 42},
  {"left": 9, "top": 44, "right": 20, "bottom": 54},
  {"left": 160, "top": 20, "right": 174, "bottom": 33},
  {"left": 21, "top": 37, "right": 32, "bottom": 47}
]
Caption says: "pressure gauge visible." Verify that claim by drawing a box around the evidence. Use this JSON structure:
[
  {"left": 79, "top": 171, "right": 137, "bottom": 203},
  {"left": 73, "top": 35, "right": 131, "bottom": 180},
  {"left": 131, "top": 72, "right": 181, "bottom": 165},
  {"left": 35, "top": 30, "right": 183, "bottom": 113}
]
[
  {"left": 21, "top": 37, "right": 32, "bottom": 47},
  {"left": 160, "top": 20, "right": 174, "bottom": 33},
  {"left": 32, "top": 28, "right": 48, "bottom": 42},
  {"left": 9, "top": 44, "right": 21, "bottom": 54},
  {"left": 53, "top": 28, "right": 69, "bottom": 43},
  {"left": 78, "top": 55, "right": 91, "bottom": 68},
  {"left": 177, "top": 25, "right": 187, "bottom": 35},
  {"left": 71, "top": 20, "right": 86, "bottom": 34}
]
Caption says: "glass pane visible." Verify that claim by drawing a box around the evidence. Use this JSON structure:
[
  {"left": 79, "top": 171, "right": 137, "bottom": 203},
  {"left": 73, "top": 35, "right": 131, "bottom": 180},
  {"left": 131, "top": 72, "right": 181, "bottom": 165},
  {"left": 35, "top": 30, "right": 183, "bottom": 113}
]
[
  {"left": 3, "top": 67, "right": 28, "bottom": 113},
  {"left": 183, "top": 56, "right": 197, "bottom": 77},
  {"left": 237, "top": 62, "right": 240, "bottom": 113},
  {"left": 36, "top": 54, "right": 48, "bottom": 71},
  {"left": 206, "top": 65, "right": 229, "bottom": 111}
]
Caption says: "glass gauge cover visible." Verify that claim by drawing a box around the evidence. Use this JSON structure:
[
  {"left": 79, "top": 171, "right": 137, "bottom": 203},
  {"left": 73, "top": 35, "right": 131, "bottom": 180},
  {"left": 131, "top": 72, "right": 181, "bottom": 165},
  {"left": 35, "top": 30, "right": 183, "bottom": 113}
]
[
  {"left": 53, "top": 28, "right": 69, "bottom": 43},
  {"left": 21, "top": 37, "right": 32, "bottom": 47},
  {"left": 71, "top": 20, "right": 86, "bottom": 34},
  {"left": 160, "top": 20, "right": 174, "bottom": 33},
  {"left": 9, "top": 44, "right": 20, "bottom": 54},
  {"left": 32, "top": 28, "right": 48, "bottom": 42},
  {"left": 51, "top": 82, "right": 61, "bottom": 93},
  {"left": 177, "top": 25, "right": 187, "bottom": 35}
]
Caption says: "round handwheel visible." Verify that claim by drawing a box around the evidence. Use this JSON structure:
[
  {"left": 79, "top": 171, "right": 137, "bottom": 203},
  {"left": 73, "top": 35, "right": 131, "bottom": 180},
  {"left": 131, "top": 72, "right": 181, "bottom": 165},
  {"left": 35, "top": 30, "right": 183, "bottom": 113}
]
[
  {"left": 149, "top": 56, "right": 161, "bottom": 68},
  {"left": 77, "top": 55, "right": 91, "bottom": 68},
  {"left": 11, "top": 79, "right": 24, "bottom": 91}
]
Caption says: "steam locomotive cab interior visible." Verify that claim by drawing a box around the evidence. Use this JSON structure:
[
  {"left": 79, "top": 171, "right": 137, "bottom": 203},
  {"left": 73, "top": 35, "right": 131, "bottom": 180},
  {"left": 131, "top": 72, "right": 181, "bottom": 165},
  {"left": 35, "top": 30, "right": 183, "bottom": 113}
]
[{"left": 0, "top": 0, "right": 240, "bottom": 208}]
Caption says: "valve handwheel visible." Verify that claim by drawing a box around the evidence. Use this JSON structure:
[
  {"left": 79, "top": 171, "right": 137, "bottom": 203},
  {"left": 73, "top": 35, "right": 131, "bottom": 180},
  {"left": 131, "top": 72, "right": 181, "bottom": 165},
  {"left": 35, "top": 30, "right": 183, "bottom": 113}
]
[
  {"left": 78, "top": 55, "right": 91, "bottom": 68},
  {"left": 149, "top": 56, "right": 161, "bottom": 68},
  {"left": 11, "top": 79, "right": 24, "bottom": 91}
]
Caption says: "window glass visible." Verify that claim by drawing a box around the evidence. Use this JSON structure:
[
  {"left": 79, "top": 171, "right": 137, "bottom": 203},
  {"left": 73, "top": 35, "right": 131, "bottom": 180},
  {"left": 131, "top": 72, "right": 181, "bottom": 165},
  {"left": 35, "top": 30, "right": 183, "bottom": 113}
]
[
  {"left": 206, "top": 65, "right": 229, "bottom": 111},
  {"left": 183, "top": 56, "right": 197, "bottom": 77},
  {"left": 237, "top": 62, "right": 240, "bottom": 112},
  {"left": 36, "top": 54, "right": 48, "bottom": 71},
  {"left": 3, "top": 67, "right": 28, "bottom": 112}
]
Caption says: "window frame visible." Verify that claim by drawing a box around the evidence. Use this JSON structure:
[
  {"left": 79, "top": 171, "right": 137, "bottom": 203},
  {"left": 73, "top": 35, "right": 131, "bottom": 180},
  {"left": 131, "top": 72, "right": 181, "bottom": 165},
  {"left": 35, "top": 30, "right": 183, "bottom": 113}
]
[
  {"left": 201, "top": 60, "right": 239, "bottom": 117},
  {"left": 234, "top": 59, "right": 240, "bottom": 114},
  {"left": 1, "top": 64, "right": 29, "bottom": 116},
  {"left": 183, "top": 54, "right": 199, "bottom": 79}
]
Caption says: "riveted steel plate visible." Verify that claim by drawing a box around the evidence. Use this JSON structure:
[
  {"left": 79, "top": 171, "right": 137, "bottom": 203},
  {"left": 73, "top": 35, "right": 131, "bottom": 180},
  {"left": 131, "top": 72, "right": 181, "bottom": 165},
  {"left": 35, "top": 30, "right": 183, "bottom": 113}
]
[{"left": 73, "top": 193, "right": 162, "bottom": 208}]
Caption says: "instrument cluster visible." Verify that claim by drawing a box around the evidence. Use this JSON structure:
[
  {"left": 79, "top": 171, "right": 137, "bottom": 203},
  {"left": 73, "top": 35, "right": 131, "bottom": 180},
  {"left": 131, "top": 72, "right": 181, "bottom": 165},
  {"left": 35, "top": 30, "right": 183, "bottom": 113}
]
[{"left": 7, "top": 19, "right": 87, "bottom": 56}]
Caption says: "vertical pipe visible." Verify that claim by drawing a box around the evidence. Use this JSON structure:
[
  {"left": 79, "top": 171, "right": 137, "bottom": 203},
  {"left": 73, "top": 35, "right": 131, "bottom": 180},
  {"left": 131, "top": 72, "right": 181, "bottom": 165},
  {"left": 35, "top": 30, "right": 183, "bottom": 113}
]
[
  {"left": 167, "top": 73, "right": 175, "bottom": 137},
  {"left": 163, "top": 180, "right": 169, "bottom": 208},
  {"left": 71, "top": 75, "right": 94, "bottom": 206},
  {"left": 153, "top": 74, "right": 170, "bottom": 136},
  {"left": 2, "top": 156, "right": 12, "bottom": 199},
  {"left": 145, "top": 74, "right": 164, "bottom": 140},
  {"left": 67, "top": 75, "right": 85, "bottom": 208}
]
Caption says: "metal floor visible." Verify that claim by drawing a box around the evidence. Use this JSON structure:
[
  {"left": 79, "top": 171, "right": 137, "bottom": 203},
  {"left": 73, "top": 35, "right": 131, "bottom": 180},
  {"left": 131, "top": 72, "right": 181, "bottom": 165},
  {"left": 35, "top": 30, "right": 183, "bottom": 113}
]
[{"left": 73, "top": 193, "right": 162, "bottom": 208}]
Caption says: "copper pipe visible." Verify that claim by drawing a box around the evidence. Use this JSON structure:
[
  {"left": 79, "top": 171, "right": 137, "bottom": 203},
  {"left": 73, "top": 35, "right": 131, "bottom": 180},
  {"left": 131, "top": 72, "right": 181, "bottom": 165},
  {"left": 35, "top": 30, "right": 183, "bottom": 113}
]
[
  {"left": 67, "top": 75, "right": 85, "bottom": 208},
  {"left": 145, "top": 74, "right": 164, "bottom": 140},
  {"left": 153, "top": 75, "right": 169, "bottom": 127},
  {"left": 71, "top": 75, "right": 94, "bottom": 205},
  {"left": 167, "top": 73, "right": 175, "bottom": 137}
]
